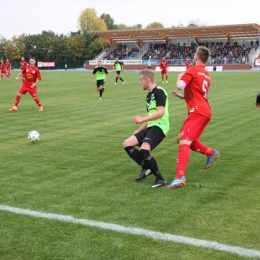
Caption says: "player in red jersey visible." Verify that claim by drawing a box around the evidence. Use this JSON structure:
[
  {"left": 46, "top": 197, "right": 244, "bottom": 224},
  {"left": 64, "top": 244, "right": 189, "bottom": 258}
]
[
  {"left": 167, "top": 46, "right": 220, "bottom": 189},
  {"left": 5, "top": 59, "right": 11, "bottom": 78},
  {"left": 185, "top": 58, "right": 191, "bottom": 71},
  {"left": 0, "top": 59, "right": 10, "bottom": 80},
  {"left": 9, "top": 57, "right": 43, "bottom": 112},
  {"left": 159, "top": 57, "right": 169, "bottom": 83},
  {"left": 20, "top": 56, "right": 28, "bottom": 70}
]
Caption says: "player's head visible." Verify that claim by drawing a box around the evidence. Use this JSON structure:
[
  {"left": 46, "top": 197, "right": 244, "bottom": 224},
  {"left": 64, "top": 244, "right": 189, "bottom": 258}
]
[
  {"left": 139, "top": 69, "right": 155, "bottom": 90},
  {"left": 21, "top": 56, "right": 25, "bottom": 61},
  {"left": 29, "top": 57, "right": 36, "bottom": 66},
  {"left": 98, "top": 60, "right": 102, "bottom": 67},
  {"left": 115, "top": 57, "right": 119, "bottom": 61},
  {"left": 194, "top": 46, "right": 210, "bottom": 65},
  {"left": 6, "top": 59, "right": 9, "bottom": 62}
]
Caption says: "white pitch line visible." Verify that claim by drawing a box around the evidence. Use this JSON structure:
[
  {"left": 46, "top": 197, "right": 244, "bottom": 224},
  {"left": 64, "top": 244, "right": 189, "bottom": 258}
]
[{"left": 1, "top": 205, "right": 260, "bottom": 258}]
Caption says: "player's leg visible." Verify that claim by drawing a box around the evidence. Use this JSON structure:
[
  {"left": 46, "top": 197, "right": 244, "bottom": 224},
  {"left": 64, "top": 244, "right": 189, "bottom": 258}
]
[
  {"left": 0, "top": 72, "right": 3, "bottom": 80},
  {"left": 97, "top": 80, "right": 104, "bottom": 99},
  {"left": 123, "top": 133, "right": 143, "bottom": 167},
  {"left": 29, "top": 88, "right": 43, "bottom": 111},
  {"left": 161, "top": 71, "right": 164, "bottom": 83},
  {"left": 189, "top": 116, "right": 220, "bottom": 169},
  {"left": 166, "top": 73, "right": 168, "bottom": 83},
  {"left": 118, "top": 71, "right": 125, "bottom": 83},
  {"left": 139, "top": 127, "right": 167, "bottom": 188},
  {"left": 167, "top": 116, "right": 194, "bottom": 189},
  {"left": 115, "top": 72, "right": 119, "bottom": 84},
  {"left": 9, "top": 90, "right": 23, "bottom": 111}
]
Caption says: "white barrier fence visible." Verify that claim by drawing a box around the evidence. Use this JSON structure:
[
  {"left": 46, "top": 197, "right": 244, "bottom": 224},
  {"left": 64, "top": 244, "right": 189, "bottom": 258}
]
[{"left": 155, "top": 66, "right": 223, "bottom": 72}]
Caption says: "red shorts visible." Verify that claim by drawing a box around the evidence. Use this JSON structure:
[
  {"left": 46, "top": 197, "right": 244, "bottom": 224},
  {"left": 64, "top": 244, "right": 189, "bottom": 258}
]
[
  {"left": 161, "top": 68, "right": 168, "bottom": 75},
  {"left": 1, "top": 69, "right": 6, "bottom": 74},
  {"left": 180, "top": 113, "right": 210, "bottom": 141},
  {"left": 19, "top": 84, "right": 37, "bottom": 96}
]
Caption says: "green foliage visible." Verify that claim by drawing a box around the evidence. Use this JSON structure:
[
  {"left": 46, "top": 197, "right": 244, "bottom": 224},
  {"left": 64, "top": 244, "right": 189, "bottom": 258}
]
[
  {"left": 0, "top": 71, "right": 260, "bottom": 259},
  {"left": 100, "top": 13, "right": 117, "bottom": 30},
  {"left": 146, "top": 22, "right": 164, "bottom": 29}
]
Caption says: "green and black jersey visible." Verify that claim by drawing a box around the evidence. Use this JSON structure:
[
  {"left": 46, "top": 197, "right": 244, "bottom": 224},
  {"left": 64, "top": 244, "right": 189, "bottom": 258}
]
[
  {"left": 146, "top": 86, "right": 169, "bottom": 136},
  {"left": 92, "top": 66, "right": 108, "bottom": 80},
  {"left": 114, "top": 61, "right": 124, "bottom": 71}
]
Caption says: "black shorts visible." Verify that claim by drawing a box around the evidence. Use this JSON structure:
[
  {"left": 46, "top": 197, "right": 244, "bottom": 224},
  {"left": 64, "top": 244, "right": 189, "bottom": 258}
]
[
  {"left": 96, "top": 80, "right": 105, "bottom": 88},
  {"left": 134, "top": 126, "right": 165, "bottom": 150},
  {"left": 116, "top": 71, "right": 121, "bottom": 75}
]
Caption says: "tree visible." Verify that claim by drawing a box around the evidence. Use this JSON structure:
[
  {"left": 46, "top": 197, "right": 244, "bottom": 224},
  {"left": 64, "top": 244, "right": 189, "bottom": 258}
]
[
  {"left": 91, "top": 18, "right": 107, "bottom": 31},
  {"left": 0, "top": 36, "right": 7, "bottom": 59},
  {"left": 87, "top": 38, "right": 110, "bottom": 60},
  {"left": 66, "top": 34, "right": 88, "bottom": 61},
  {"left": 117, "top": 24, "right": 128, "bottom": 30},
  {"left": 100, "top": 13, "right": 117, "bottom": 30},
  {"left": 128, "top": 24, "right": 142, "bottom": 29},
  {"left": 187, "top": 19, "right": 208, "bottom": 27},
  {"left": 78, "top": 8, "right": 97, "bottom": 32},
  {"left": 146, "top": 22, "right": 164, "bottom": 29}
]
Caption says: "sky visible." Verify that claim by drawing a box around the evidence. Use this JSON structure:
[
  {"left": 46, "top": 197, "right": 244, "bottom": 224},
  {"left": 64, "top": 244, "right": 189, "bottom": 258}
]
[{"left": 1, "top": 0, "right": 260, "bottom": 40}]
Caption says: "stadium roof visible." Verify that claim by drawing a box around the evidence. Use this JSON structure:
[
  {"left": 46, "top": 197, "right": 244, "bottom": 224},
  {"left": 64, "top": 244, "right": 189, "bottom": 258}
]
[{"left": 89, "top": 23, "right": 260, "bottom": 47}]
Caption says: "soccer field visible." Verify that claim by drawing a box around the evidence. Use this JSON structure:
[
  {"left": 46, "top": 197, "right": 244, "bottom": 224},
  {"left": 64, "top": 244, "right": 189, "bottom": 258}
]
[{"left": 0, "top": 70, "right": 260, "bottom": 260}]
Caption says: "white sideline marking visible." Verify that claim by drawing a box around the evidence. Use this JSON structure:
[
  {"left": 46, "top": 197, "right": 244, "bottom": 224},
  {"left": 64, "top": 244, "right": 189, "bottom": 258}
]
[{"left": 1, "top": 205, "right": 260, "bottom": 258}]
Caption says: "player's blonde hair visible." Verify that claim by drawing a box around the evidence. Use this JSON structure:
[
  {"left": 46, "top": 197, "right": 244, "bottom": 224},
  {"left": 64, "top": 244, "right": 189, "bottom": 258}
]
[
  {"left": 140, "top": 69, "right": 155, "bottom": 82},
  {"left": 196, "top": 46, "right": 211, "bottom": 64}
]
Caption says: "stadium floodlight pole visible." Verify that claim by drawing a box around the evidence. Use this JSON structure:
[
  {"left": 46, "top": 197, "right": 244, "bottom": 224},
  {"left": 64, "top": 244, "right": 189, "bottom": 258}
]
[{"left": 99, "top": 37, "right": 104, "bottom": 51}]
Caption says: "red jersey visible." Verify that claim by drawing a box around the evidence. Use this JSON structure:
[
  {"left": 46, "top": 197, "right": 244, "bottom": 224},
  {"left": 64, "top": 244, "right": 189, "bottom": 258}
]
[
  {"left": 6, "top": 61, "right": 11, "bottom": 70},
  {"left": 160, "top": 60, "right": 168, "bottom": 69},
  {"left": 20, "top": 60, "right": 28, "bottom": 70},
  {"left": 1, "top": 62, "right": 5, "bottom": 70},
  {"left": 22, "top": 66, "right": 41, "bottom": 86},
  {"left": 181, "top": 65, "right": 211, "bottom": 119}
]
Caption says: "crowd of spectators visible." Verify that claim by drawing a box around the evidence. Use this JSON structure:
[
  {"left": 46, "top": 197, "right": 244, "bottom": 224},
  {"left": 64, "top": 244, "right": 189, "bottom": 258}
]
[
  {"left": 209, "top": 42, "right": 252, "bottom": 64},
  {"left": 142, "top": 43, "right": 196, "bottom": 64},
  {"left": 103, "top": 43, "right": 140, "bottom": 60},
  {"left": 102, "top": 40, "right": 259, "bottom": 64}
]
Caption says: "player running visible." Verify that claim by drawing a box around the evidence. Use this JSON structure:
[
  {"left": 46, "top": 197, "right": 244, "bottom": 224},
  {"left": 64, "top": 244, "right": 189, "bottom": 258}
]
[
  {"left": 0, "top": 60, "right": 10, "bottom": 80},
  {"left": 5, "top": 59, "right": 11, "bottom": 78},
  {"left": 113, "top": 57, "right": 125, "bottom": 84},
  {"left": 92, "top": 60, "right": 108, "bottom": 100}
]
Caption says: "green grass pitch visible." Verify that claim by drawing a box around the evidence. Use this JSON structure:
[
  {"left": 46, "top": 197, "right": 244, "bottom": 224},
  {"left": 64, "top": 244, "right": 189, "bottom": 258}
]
[{"left": 0, "top": 70, "right": 260, "bottom": 260}]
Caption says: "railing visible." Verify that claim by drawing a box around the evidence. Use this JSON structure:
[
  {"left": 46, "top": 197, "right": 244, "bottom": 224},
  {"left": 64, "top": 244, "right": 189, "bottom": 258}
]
[{"left": 142, "top": 57, "right": 250, "bottom": 65}]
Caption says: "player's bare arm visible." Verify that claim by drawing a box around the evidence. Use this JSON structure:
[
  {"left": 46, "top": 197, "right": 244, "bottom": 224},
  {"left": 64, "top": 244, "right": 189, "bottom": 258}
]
[
  {"left": 133, "top": 106, "right": 165, "bottom": 124},
  {"left": 133, "top": 122, "right": 148, "bottom": 134},
  {"left": 31, "top": 79, "right": 41, "bottom": 88},
  {"left": 172, "top": 91, "right": 184, "bottom": 99},
  {"left": 16, "top": 72, "right": 22, "bottom": 80},
  {"left": 92, "top": 75, "right": 96, "bottom": 84}
]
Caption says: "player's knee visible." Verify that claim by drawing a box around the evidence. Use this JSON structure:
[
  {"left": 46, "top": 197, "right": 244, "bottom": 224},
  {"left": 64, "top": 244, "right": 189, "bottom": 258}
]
[
  {"left": 17, "top": 93, "right": 22, "bottom": 97},
  {"left": 122, "top": 139, "right": 130, "bottom": 148}
]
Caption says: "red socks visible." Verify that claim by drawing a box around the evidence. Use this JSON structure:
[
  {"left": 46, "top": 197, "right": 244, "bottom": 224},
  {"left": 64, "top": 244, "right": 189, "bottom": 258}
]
[
  {"left": 14, "top": 96, "right": 21, "bottom": 107},
  {"left": 176, "top": 144, "right": 190, "bottom": 178},
  {"left": 190, "top": 141, "right": 215, "bottom": 156}
]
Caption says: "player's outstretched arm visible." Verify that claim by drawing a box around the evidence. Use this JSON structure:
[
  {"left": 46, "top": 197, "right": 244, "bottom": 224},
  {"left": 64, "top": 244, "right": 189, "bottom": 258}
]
[{"left": 172, "top": 91, "right": 184, "bottom": 99}]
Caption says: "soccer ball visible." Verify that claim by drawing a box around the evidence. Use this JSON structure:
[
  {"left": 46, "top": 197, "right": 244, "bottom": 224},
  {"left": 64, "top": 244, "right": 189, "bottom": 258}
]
[{"left": 28, "top": 130, "right": 40, "bottom": 142}]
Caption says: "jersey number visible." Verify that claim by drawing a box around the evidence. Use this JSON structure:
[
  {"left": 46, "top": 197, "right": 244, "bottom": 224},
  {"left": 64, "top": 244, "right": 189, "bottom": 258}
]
[{"left": 202, "top": 80, "right": 208, "bottom": 99}]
